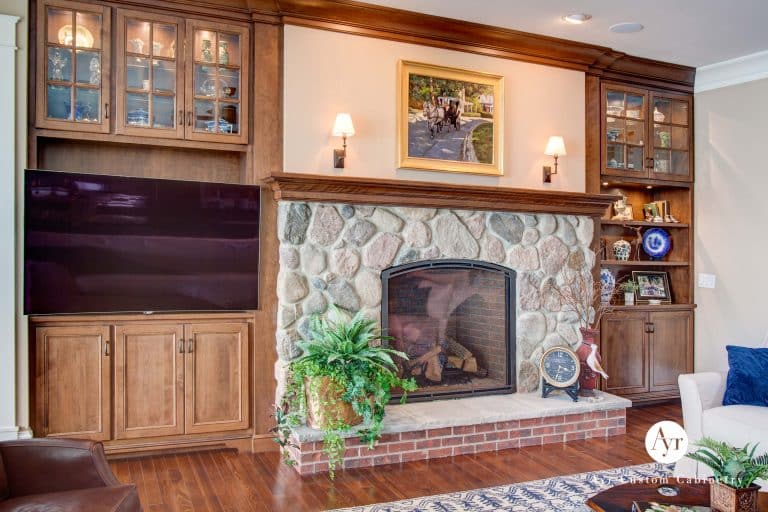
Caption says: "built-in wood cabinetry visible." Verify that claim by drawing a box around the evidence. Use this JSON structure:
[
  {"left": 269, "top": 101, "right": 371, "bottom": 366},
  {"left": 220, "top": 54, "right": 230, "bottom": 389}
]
[{"left": 32, "top": 314, "right": 253, "bottom": 454}]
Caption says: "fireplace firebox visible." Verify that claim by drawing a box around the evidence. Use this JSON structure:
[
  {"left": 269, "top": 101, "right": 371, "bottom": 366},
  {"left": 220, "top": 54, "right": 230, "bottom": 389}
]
[{"left": 381, "top": 260, "right": 516, "bottom": 401}]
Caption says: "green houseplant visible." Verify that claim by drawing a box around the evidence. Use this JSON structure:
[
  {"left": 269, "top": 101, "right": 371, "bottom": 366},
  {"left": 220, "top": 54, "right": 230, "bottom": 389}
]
[
  {"left": 276, "top": 308, "right": 416, "bottom": 478},
  {"left": 618, "top": 280, "right": 639, "bottom": 305},
  {"left": 686, "top": 437, "right": 768, "bottom": 512}
]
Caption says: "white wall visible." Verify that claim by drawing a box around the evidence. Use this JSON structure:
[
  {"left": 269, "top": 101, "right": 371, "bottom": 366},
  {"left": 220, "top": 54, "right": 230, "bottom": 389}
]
[
  {"left": 284, "top": 26, "right": 586, "bottom": 192},
  {"left": 694, "top": 78, "right": 768, "bottom": 371},
  {"left": 0, "top": 2, "right": 26, "bottom": 440}
]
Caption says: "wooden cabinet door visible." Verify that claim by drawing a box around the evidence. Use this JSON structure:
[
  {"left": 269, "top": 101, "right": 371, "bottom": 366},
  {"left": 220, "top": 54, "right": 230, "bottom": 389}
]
[
  {"left": 35, "top": 325, "right": 111, "bottom": 440},
  {"left": 601, "top": 83, "right": 650, "bottom": 179},
  {"left": 649, "top": 311, "right": 693, "bottom": 392},
  {"left": 184, "top": 322, "right": 249, "bottom": 433},
  {"left": 648, "top": 92, "right": 693, "bottom": 182},
  {"left": 601, "top": 312, "right": 649, "bottom": 395},
  {"left": 36, "top": 0, "right": 111, "bottom": 133},
  {"left": 115, "top": 10, "right": 185, "bottom": 139},
  {"left": 184, "top": 20, "right": 249, "bottom": 144},
  {"left": 113, "top": 324, "right": 185, "bottom": 439}
]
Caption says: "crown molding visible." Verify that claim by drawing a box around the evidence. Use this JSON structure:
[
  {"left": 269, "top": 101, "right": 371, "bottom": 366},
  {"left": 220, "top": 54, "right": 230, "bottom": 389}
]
[{"left": 695, "top": 49, "right": 768, "bottom": 93}]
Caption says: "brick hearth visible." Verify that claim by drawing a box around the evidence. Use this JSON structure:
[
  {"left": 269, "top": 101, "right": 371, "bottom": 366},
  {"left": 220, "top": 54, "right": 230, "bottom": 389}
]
[{"left": 287, "top": 392, "right": 630, "bottom": 475}]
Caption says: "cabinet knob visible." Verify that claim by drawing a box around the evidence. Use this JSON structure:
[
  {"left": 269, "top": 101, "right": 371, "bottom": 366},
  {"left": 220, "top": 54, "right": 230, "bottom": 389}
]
[
  {"left": 104, "top": 340, "right": 110, "bottom": 356},
  {"left": 645, "top": 322, "right": 655, "bottom": 333}
]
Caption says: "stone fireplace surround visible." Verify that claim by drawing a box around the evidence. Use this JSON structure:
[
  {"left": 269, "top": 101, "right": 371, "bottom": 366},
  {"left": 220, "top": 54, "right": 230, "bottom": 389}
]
[{"left": 268, "top": 173, "right": 626, "bottom": 475}]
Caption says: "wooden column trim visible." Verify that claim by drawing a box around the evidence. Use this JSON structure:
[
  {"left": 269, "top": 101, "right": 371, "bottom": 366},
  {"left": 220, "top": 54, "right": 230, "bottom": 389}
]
[{"left": 265, "top": 172, "right": 618, "bottom": 216}]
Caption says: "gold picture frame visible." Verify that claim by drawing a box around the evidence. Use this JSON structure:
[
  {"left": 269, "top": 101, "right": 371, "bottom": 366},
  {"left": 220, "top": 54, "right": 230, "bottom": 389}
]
[{"left": 397, "top": 60, "right": 504, "bottom": 176}]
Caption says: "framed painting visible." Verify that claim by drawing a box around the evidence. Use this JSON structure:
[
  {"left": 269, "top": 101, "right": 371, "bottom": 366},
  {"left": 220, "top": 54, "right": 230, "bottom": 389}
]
[
  {"left": 631, "top": 271, "right": 672, "bottom": 304},
  {"left": 397, "top": 60, "right": 504, "bottom": 175}
]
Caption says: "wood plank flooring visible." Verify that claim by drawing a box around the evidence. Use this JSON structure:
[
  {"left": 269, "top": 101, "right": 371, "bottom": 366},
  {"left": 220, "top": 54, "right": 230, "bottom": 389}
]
[{"left": 109, "top": 402, "right": 682, "bottom": 512}]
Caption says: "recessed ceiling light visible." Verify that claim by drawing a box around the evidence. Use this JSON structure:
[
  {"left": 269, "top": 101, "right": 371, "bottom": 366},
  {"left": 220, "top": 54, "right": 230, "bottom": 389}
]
[
  {"left": 563, "top": 13, "right": 592, "bottom": 24},
  {"left": 610, "top": 22, "right": 644, "bottom": 34}
]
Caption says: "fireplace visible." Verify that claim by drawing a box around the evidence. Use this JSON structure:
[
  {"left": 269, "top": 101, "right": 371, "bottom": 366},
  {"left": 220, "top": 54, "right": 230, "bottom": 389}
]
[{"left": 381, "top": 260, "right": 515, "bottom": 401}]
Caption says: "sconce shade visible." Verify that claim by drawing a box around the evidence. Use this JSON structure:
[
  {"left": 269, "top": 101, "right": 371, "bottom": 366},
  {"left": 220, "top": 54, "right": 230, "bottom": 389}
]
[
  {"left": 544, "top": 136, "right": 566, "bottom": 157},
  {"left": 332, "top": 113, "right": 355, "bottom": 137}
]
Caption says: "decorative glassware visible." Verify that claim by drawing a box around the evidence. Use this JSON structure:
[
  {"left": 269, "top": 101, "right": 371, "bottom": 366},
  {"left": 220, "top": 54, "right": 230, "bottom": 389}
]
[
  {"left": 89, "top": 56, "right": 101, "bottom": 85},
  {"left": 201, "top": 39, "right": 214, "bottom": 63},
  {"left": 49, "top": 50, "right": 66, "bottom": 80},
  {"left": 218, "top": 41, "right": 229, "bottom": 65}
]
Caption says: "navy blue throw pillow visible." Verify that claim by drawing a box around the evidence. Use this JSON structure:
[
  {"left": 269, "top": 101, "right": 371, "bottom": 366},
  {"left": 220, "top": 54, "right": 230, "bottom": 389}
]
[{"left": 723, "top": 345, "right": 768, "bottom": 406}]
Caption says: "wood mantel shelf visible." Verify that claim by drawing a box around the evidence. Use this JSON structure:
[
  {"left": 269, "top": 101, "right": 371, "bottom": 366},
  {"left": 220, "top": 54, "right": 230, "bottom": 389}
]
[{"left": 265, "top": 172, "right": 618, "bottom": 216}]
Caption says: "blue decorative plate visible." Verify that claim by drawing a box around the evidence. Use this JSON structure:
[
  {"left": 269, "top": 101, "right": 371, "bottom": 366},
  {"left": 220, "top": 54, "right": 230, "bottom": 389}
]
[{"left": 642, "top": 228, "right": 671, "bottom": 260}]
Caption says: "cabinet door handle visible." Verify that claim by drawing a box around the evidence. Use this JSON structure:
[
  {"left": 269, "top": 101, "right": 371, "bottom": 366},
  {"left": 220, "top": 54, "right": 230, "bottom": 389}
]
[
  {"left": 178, "top": 339, "right": 185, "bottom": 353},
  {"left": 177, "top": 110, "right": 184, "bottom": 126},
  {"left": 104, "top": 103, "right": 109, "bottom": 120},
  {"left": 104, "top": 340, "right": 110, "bottom": 356},
  {"left": 186, "top": 111, "right": 192, "bottom": 126},
  {"left": 187, "top": 338, "right": 194, "bottom": 353},
  {"left": 645, "top": 322, "right": 655, "bottom": 333}
]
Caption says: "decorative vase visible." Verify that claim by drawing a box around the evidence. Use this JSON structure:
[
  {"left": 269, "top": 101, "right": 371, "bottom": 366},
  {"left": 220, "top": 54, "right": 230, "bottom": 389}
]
[
  {"left": 600, "top": 269, "right": 615, "bottom": 304},
  {"left": 576, "top": 328, "right": 602, "bottom": 395},
  {"left": 218, "top": 41, "right": 229, "bottom": 65},
  {"left": 305, "top": 376, "right": 362, "bottom": 430},
  {"left": 201, "top": 39, "right": 214, "bottom": 63},
  {"left": 624, "top": 291, "right": 635, "bottom": 305},
  {"left": 612, "top": 239, "right": 631, "bottom": 261},
  {"left": 710, "top": 481, "right": 760, "bottom": 512}
]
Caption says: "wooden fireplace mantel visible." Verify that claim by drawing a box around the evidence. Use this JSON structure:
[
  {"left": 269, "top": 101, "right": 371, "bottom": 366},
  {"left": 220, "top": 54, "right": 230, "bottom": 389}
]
[{"left": 265, "top": 172, "right": 618, "bottom": 216}]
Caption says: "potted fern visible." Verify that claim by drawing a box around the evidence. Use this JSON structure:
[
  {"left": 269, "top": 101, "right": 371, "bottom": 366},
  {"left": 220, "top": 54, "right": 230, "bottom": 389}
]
[
  {"left": 686, "top": 437, "right": 768, "bottom": 512},
  {"left": 277, "top": 308, "right": 416, "bottom": 478},
  {"left": 618, "top": 280, "right": 639, "bottom": 305}
]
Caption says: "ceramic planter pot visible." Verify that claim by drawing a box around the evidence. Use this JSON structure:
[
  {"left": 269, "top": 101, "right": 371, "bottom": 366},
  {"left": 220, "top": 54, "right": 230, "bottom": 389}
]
[
  {"left": 305, "top": 376, "right": 363, "bottom": 430},
  {"left": 710, "top": 481, "right": 760, "bottom": 512},
  {"left": 624, "top": 292, "right": 635, "bottom": 305}
]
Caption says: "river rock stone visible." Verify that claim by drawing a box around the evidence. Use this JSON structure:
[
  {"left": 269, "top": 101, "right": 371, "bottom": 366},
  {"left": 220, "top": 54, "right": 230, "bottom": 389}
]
[
  {"left": 309, "top": 205, "right": 344, "bottom": 246},
  {"left": 576, "top": 217, "right": 594, "bottom": 245},
  {"left": 369, "top": 208, "right": 404, "bottom": 233},
  {"left": 518, "top": 360, "right": 540, "bottom": 393},
  {"left": 489, "top": 213, "right": 524, "bottom": 244},
  {"left": 403, "top": 221, "right": 431, "bottom": 248},
  {"left": 519, "top": 273, "right": 542, "bottom": 311},
  {"left": 543, "top": 333, "right": 568, "bottom": 350},
  {"left": 508, "top": 245, "right": 539, "bottom": 271},
  {"left": 434, "top": 213, "right": 479, "bottom": 258},
  {"left": 465, "top": 213, "right": 486, "bottom": 239},
  {"left": 297, "top": 317, "right": 312, "bottom": 341},
  {"left": 538, "top": 214, "right": 557, "bottom": 235},
  {"left": 355, "top": 270, "right": 381, "bottom": 307},
  {"left": 280, "top": 203, "right": 311, "bottom": 244},
  {"left": 567, "top": 249, "right": 587, "bottom": 271},
  {"left": 304, "top": 291, "right": 328, "bottom": 315},
  {"left": 423, "top": 246, "right": 440, "bottom": 259},
  {"left": 522, "top": 228, "right": 539, "bottom": 246},
  {"left": 327, "top": 278, "right": 360, "bottom": 311},
  {"left": 343, "top": 219, "right": 376, "bottom": 247},
  {"left": 519, "top": 335, "right": 538, "bottom": 360},
  {"left": 540, "top": 277, "right": 562, "bottom": 312},
  {"left": 523, "top": 215, "right": 538, "bottom": 227},
  {"left": 279, "top": 247, "right": 300, "bottom": 270},
  {"left": 331, "top": 248, "right": 360, "bottom": 278},
  {"left": 279, "top": 306, "right": 297, "bottom": 328},
  {"left": 276, "top": 329, "right": 302, "bottom": 360},
  {"left": 556, "top": 216, "right": 577, "bottom": 245},
  {"left": 539, "top": 236, "right": 569, "bottom": 275},
  {"left": 518, "top": 311, "right": 546, "bottom": 343},
  {"left": 483, "top": 235, "right": 505, "bottom": 263},
  {"left": 396, "top": 248, "right": 420, "bottom": 265},
  {"left": 301, "top": 244, "right": 326, "bottom": 275},
  {"left": 363, "top": 233, "right": 402, "bottom": 270},
  {"left": 356, "top": 205, "right": 375, "bottom": 217},
  {"left": 278, "top": 271, "right": 308, "bottom": 304},
  {"left": 396, "top": 207, "right": 437, "bottom": 221},
  {"left": 340, "top": 205, "right": 355, "bottom": 219},
  {"left": 310, "top": 276, "right": 327, "bottom": 290}
]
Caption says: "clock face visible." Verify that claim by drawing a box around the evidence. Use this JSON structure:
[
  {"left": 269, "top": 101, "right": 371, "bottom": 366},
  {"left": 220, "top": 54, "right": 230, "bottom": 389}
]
[{"left": 540, "top": 347, "right": 580, "bottom": 387}]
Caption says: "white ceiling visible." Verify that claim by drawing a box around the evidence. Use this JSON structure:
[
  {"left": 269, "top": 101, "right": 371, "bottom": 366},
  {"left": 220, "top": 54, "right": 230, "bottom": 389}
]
[{"left": 359, "top": 0, "right": 768, "bottom": 68}]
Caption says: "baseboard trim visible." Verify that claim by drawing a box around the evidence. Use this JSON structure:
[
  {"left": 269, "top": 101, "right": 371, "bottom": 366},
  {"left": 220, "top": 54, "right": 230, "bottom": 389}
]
[{"left": 0, "top": 426, "right": 33, "bottom": 441}]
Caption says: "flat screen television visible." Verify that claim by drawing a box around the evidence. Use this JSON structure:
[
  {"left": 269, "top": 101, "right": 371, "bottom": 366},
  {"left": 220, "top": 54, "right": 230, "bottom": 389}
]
[{"left": 24, "top": 169, "right": 260, "bottom": 315}]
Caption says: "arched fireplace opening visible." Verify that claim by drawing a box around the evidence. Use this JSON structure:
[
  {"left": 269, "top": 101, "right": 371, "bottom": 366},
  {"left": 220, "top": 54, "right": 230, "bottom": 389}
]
[{"left": 381, "top": 260, "right": 516, "bottom": 402}]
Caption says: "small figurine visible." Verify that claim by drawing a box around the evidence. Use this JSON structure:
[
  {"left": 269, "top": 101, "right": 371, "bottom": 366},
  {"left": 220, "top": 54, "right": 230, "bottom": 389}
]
[
  {"left": 576, "top": 338, "right": 607, "bottom": 397},
  {"left": 627, "top": 225, "right": 643, "bottom": 261},
  {"left": 611, "top": 195, "right": 634, "bottom": 221}
]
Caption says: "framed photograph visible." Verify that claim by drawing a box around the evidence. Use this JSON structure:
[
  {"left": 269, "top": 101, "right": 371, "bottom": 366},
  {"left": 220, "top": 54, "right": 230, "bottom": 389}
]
[
  {"left": 631, "top": 271, "right": 672, "bottom": 304},
  {"left": 398, "top": 60, "right": 504, "bottom": 175}
]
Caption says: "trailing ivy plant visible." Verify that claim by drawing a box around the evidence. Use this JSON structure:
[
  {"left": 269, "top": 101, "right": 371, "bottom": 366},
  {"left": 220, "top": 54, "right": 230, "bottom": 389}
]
[
  {"left": 275, "top": 307, "right": 417, "bottom": 478},
  {"left": 686, "top": 437, "right": 768, "bottom": 489}
]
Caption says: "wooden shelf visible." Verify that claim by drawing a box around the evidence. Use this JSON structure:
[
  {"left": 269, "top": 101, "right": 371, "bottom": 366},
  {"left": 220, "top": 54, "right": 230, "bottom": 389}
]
[
  {"left": 601, "top": 220, "right": 689, "bottom": 228},
  {"left": 608, "top": 304, "right": 696, "bottom": 312},
  {"left": 602, "top": 260, "right": 689, "bottom": 267}
]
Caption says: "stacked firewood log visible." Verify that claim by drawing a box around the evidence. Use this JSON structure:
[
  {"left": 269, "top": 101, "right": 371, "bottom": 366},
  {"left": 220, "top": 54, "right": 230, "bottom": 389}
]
[{"left": 406, "top": 336, "right": 481, "bottom": 382}]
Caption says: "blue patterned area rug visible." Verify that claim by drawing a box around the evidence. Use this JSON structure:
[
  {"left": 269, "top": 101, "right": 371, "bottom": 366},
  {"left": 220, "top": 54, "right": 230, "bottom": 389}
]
[{"left": 330, "top": 462, "right": 673, "bottom": 512}]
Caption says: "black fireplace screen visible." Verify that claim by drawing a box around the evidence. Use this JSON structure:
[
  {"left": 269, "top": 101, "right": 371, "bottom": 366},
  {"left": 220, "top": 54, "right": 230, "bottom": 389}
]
[{"left": 381, "top": 260, "right": 516, "bottom": 401}]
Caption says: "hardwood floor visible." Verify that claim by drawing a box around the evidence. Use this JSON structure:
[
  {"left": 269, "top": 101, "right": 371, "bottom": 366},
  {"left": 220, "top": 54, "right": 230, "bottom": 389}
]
[{"left": 109, "top": 402, "right": 682, "bottom": 512}]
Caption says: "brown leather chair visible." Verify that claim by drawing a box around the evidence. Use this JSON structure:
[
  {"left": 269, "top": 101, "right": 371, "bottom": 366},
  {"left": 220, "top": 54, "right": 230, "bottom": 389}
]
[{"left": 0, "top": 438, "right": 141, "bottom": 511}]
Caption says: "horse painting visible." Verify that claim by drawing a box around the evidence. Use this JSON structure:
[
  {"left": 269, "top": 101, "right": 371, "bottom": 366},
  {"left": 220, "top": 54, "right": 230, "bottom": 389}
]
[{"left": 423, "top": 101, "right": 445, "bottom": 139}]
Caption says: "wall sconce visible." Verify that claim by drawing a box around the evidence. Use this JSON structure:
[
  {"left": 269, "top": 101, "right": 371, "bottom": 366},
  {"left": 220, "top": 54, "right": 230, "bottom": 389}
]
[
  {"left": 543, "top": 136, "right": 566, "bottom": 183},
  {"left": 332, "top": 113, "right": 355, "bottom": 168}
]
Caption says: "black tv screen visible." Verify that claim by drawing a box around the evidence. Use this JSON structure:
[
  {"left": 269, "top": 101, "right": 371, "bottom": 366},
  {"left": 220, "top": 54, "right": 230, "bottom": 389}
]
[{"left": 25, "top": 170, "right": 260, "bottom": 315}]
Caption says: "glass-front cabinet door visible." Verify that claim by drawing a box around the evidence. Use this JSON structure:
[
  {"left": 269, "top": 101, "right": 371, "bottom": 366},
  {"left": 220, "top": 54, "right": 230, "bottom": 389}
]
[
  {"left": 185, "top": 20, "right": 249, "bottom": 144},
  {"left": 116, "top": 10, "right": 183, "bottom": 139},
  {"left": 649, "top": 93, "right": 692, "bottom": 182},
  {"left": 601, "top": 84, "right": 649, "bottom": 178},
  {"left": 37, "top": 0, "right": 110, "bottom": 132}
]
